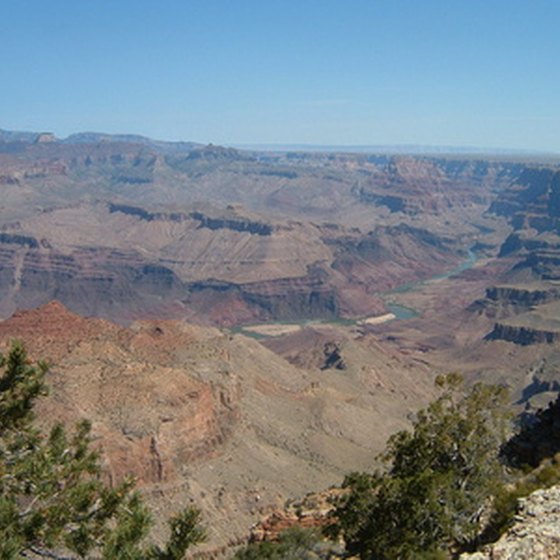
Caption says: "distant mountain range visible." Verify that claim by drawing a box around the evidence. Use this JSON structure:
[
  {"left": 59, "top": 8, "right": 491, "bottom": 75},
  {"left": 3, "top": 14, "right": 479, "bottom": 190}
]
[
  {"left": 0, "top": 128, "right": 201, "bottom": 154},
  {"left": 234, "top": 143, "right": 559, "bottom": 156},
  {"left": 1, "top": 127, "right": 557, "bottom": 157}
]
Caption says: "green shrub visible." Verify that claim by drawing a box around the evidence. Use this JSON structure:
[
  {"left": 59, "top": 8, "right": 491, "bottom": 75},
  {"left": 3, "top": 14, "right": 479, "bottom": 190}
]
[{"left": 327, "top": 375, "right": 510, "bottom": 559}]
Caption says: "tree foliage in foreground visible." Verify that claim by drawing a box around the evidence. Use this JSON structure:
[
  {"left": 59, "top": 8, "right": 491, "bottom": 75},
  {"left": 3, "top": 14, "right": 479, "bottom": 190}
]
[
  {"left": 0, "top": 341, "right": 206, "bottom": 559},
  {"left": 326, "top": 374, "right": 510, "bottom": 560}
]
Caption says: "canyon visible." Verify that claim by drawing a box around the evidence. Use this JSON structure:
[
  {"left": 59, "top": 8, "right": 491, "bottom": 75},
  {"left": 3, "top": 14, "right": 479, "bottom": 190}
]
[
  {"left": 2, "top": 129, "right": 560, "bottom": 554},
  {"left": 0, "top": 132, "right": 523, "bottom": 326}
]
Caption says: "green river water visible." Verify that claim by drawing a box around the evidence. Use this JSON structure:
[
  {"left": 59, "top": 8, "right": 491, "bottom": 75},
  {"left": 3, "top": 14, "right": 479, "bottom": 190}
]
[{"left": 234, "top": 248, "right": 479, "bottom": 337}]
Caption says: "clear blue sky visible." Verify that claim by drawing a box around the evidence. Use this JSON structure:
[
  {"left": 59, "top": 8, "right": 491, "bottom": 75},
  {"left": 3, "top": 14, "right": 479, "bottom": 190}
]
[{"left": 1, "top": 0, "right": 559, "bottom": 151}]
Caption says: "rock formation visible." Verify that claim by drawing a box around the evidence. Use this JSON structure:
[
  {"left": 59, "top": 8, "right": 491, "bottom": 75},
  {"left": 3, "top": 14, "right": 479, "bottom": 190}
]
[{"left": 461, "top": 485, "right": 560, "bottom": 560}]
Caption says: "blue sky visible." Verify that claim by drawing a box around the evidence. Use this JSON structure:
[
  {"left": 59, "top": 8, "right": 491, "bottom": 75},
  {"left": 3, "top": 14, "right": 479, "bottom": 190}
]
[{"left": 1, "top": 0, "right": 559, "bottom": 151}]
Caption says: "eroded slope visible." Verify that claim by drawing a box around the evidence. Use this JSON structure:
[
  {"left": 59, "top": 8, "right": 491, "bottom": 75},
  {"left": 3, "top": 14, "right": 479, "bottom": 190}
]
[{"left": 0, "top": 301, "right": 436, "bottom": 551}]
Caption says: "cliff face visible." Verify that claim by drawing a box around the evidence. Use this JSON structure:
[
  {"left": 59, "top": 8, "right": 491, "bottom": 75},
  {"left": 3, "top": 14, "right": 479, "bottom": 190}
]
[
  {"left": 492, "top": 167, "right": 560, "bottom": 280},
  {"left": 470, "top": 166, "right": 560, "bottom": 345},
  {"left": 481, "top": 300, "right": 560, "bottom": 347},
  {"left": 485, "top": 323, "right": 560, "bottom": 345},
  {"left": 471, "top": 283, "right": 560, "bottom": 319},
  {"left": 462, "top": 485, "right": 560, "bottom": 560}
]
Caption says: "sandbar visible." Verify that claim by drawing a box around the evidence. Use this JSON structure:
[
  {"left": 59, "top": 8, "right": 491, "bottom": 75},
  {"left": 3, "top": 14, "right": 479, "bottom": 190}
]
[
  {"left": 359, "top": 313, "right": 396, "bottom": 325},
  {"left": 243, "top": 324, "right": 302, "bottom": 336}
]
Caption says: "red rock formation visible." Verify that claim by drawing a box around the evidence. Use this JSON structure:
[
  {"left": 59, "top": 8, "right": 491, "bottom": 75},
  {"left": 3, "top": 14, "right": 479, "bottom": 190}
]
[{"left": 0, "top": 302, "right": 239, "bottom": 486}]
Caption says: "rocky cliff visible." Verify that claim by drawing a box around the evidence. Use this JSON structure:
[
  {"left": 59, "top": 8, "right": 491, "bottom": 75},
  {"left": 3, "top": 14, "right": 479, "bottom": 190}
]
[
  {"left": 485, "top": 323, "right": 560, "bottom": 345},
  {"left": 471, "top": 282, "right": 560, "bottom": 319},
  {"left": 462, "top": 485, "right": 560, "bottom": 560},
  {"left": 467, "top": 166, "right": 560, "bottom": 345}
]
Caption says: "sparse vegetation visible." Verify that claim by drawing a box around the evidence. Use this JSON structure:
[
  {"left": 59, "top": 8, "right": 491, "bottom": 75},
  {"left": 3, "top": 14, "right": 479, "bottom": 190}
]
[
  {"left": 0, "top": 341, "right": 205, "bottom": 559},
  {"left": 236, "top": 375, "right": 560, "bottom": 559},
  {"left": 326, "top": 374, "right": 511, "bottom": 559},
  {"left": 233, "top": 527, "right": 334, "bottom": 560}
]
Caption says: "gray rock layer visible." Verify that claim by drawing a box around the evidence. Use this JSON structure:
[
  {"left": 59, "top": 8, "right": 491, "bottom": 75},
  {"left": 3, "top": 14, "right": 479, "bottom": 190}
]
[{"left": 462, "top": 485, "right": 560, "bottom": 559}]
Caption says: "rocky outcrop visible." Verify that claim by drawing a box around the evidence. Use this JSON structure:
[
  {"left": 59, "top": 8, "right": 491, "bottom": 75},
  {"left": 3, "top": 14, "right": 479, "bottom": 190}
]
[
  {"left": 247, "top": 489, "right": 338, "bottom": 543},
  {"left": 320, "top": 341, "right": 346, "bottom": 370},
  {"left": 183, "top": 144, "right": 248, "bottom": 161},
  {"left": 190, "top": 211, "right": 273, "bottom": 236},
  {"left": 107, "top": 204, "right": 273, "bottom": 235},
  {"left": 486, "top": 285, "right": 560, "bottom": 307},
  {"left": 0, "top": 232, "right": 40, "bottom": 248},
  {"left": 34, "top": 132, "right": 57, "bottom": 144},
  {"left": 471, "top": 283, "right": 560, "bottom": 319},
  {"left": 108, "top": 202, "right": 190, "bottom": 222},
  {"left": 461, "top": 485, "right": 560, "bottom": 560},
  {"left": 485, "top": 323, "right": 560, "bottom": 345}
]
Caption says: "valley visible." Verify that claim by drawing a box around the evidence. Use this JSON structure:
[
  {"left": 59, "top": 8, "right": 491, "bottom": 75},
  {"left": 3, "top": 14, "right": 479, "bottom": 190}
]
[
  {"left": 2, "top": 129, "right": 560, "bottom": 555},
  {"left": 0, "top": 134, "right": 522, "bottom": 327},
  {"left": 234, "top": 247, "right": 481, "bottom": 339}
]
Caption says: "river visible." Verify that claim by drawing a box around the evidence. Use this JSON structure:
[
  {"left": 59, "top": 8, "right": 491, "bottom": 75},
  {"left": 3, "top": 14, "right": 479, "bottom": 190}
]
[
  {"left": 383, "top": 248, "right": 478, "bottom": 320},
  {"left": 234, "top": 248, "right": 479, "bottom": 338}
]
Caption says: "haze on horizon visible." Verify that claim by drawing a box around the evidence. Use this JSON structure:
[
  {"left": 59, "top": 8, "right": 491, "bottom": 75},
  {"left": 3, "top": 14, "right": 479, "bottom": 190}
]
[{"left": 2, "top": 0, "right": 559, "bottom": 153}]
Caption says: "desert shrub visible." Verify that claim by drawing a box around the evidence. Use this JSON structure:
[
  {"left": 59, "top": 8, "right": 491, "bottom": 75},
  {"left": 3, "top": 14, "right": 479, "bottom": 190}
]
[
  {"left": 234, "top": 526, "right": 334, "bottom": 560},
  {"left": 327, "top": 374, "right": 510, "bottom": 559}
]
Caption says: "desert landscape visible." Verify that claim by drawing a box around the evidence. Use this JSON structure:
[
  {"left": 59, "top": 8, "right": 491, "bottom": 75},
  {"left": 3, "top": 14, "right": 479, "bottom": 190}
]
[
  {"left": 3, "top": 4, "right": 560, "bottom": 556},
  {"left": 2, "top": 128, "right": 560, "bottom": 555}
]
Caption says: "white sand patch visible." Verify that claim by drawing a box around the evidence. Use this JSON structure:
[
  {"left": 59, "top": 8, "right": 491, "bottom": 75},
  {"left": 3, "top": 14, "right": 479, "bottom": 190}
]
[
  {"left": 243, "top": 324, "right": 302, "bottom": 336},
  {"left": 359, "top": 313, "right": 396, "bottom": 325}
]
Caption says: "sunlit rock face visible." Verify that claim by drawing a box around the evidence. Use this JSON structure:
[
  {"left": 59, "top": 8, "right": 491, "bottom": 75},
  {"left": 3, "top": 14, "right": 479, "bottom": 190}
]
[{"left": 461, "top": 485, "right": 560, "bottom": 560}]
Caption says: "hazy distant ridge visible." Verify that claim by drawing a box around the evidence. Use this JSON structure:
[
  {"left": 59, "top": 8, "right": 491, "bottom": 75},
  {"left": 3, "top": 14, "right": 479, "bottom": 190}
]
[
  {"left": 0, "top": 128, "right": 201, "bottom": 154},
  {"left": 0, "top": 127, "right": 556, "bottom": 157},
  {"left": 234, "top": 143, "right": 557, "bottom": 156}
]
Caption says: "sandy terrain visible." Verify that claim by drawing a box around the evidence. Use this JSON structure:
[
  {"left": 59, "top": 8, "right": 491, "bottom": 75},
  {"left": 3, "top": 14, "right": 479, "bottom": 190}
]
[
  {"left": 359, "top": 313, "right": 396, "bottom": 325},
  {"left": 242, "top": 323, "right": 303, "bottom": 336}
]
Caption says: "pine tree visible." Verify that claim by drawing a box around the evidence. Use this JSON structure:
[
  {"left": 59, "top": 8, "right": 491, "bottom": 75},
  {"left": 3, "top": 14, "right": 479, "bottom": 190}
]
[
  {"left": 0, "top": 341, "right": 205, "bottom": 559},
  {"left": 327, "top": 374, "right": 510, "bottom": 559}
]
